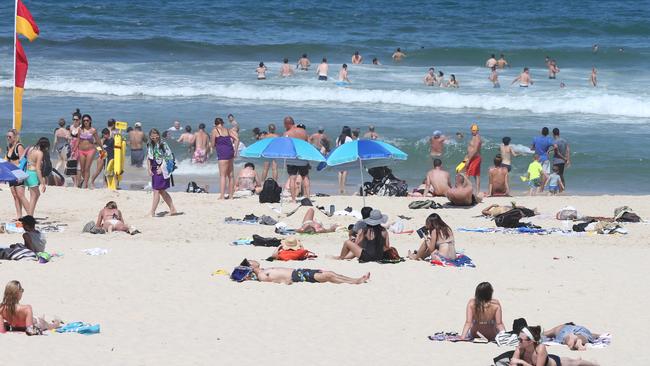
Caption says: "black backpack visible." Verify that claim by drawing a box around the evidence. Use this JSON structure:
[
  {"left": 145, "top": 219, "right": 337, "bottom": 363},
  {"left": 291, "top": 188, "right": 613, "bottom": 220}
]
[
  {"left": 494, "top": 208, "right": 526, "bottom": 228},
  {"left": 259, "top": 178, "right": 281, "bottom": 203}
]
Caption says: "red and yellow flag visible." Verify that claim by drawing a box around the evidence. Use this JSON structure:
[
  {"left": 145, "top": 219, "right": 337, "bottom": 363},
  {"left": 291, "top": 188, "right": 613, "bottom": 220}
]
[
  {"left": 15, "top": 38, "right": 29, "bottom": 132},
  {"left": 16, "top": 0, "right": 40, "bottom": 41},
  {"left": 14, "top": 0, "right": 39, "bottom": 131}
]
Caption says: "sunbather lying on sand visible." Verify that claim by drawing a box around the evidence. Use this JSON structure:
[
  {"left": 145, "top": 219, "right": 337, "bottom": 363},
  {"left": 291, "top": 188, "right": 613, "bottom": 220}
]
[
  {"left": 481, "top": 203, "right": 538, "bottom": 217},
  {"left": 544, "top": 323, "right": 601, "bottom": 351},
  {"left": 242, "top": 260, "right": 369, "bottom": 285},
  {"left": 512, "top": 326, "right": 600, "bottom": 366},
  {"left": 295, "top": 208, "right": 338, "bottom": 233},
  {"left": 0, "top": 280, "right": 61, "bottom": 335},
  {"left": 446, "top": 174, "right": 483, "bottom": 206},
  {"left": 85, "top": 201, "right": 139, "bottom": 234}
]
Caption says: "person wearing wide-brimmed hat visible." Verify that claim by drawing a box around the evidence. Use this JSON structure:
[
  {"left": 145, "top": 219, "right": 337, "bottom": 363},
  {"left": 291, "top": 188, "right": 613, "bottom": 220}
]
[{"left": 336, "top": 209, "right": 390, "bottom": 262}]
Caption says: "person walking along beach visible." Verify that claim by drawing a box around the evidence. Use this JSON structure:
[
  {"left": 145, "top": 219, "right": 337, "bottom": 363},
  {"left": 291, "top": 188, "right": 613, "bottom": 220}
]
[
  {"left": 77, "top": 114, "right": 100, "bottom": 189},
  {"left": 146, "top": 129, "right": 177, "bottom": 216},
  {"left": 5, "top": 129, "right": 29, "bottom": 220}
]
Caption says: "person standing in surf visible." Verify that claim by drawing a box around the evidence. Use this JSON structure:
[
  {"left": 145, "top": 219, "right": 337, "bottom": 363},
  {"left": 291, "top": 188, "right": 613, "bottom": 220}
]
[
  {"left": 351, "top": 51, "right": 363, "bottom": 64},
  {"left": 211, "top": 117, "right": 238, "bottom": 199},
  {"left": 256, "top": 62, "right": 267, "bottom": 80},
  {"left": 338, "top": 64, "right": 350, "bottom": 83},
  {"left": 316, "top": 58, "right": 329, "bottom": 81},
  {"left": 297, "top": 54, "right": 310, "bottom": 70},
  {"left": 192, "top": 123, "right": 209, "bottom": 164},
  {"left": 512, "top": 67, "right": 534, "bottom": 87},
  {"left": 392, "top": 48, "right": 406, "bottom": 61},
  {"left": 280, "top": 58, "right": 294, "bottom": 77},
  {"left": 489, "top": 66, "right": 500, "bottom": 88},
  {"left": 590, "top": 67, "right": 597, "bottom": 87}
]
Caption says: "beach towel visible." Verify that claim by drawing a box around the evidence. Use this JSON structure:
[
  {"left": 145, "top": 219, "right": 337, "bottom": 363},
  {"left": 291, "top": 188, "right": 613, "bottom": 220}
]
[
  {"left": 232, "top": 239, "right": 253, "bottom": 245},
  {"left": 0, "top": 244, "right": 37, "bottom": 261},
  {"left": 428, "top": 331, "right": 464, "bottom": 342},
  {"left": 274, "top": 249, "right": 316, "bottom": 261},
  {"left": 82, "top": 248, "right": 109, "bottom": 256},
  {"left": 408, "top": 200, "right": 442, "bottom": 209},
  {"left": 56, "top": 322, "right": 100, "bottom": 335},
  {"left": 431, "top": 254, "right": 476, "bottom": 268}
]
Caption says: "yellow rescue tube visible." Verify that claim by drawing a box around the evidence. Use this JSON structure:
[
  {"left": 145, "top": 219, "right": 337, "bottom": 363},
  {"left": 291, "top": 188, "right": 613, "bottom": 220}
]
[{"left": 455, "top": 159, "right": 467, "bottom": 173}]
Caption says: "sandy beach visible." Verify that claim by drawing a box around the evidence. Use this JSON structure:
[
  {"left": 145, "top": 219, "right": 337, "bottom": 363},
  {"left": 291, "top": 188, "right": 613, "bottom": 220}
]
[{"left": 1, "top": 187, "right": 647, "bottom": 365}]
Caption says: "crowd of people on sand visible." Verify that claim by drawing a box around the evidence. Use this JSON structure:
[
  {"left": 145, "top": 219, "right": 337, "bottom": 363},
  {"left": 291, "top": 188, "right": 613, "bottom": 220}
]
[{"left": 249, "top": 49, "right": 600, "bottom": 88}]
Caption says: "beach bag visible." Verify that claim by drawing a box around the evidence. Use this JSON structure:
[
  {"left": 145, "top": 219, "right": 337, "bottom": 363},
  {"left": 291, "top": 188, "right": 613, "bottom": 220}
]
[
  {"left": 65, "top": 160, "right": 78, "bottom": 176},
  {"left": 494, "top": 209, "right": 525, "bottom": 228},
  {"left": 493, "top": 350, "right": 514, "bottom": 366},
  {"left": 556, "top": 207, "right": 578, "bottom": 220},
  {"left": 276, "top": 249, "right": 310, "bottom": 261},
  {"left": 252, "top": 234, "right": 281, "bottom": 247},
  {"left": 0, "top": 244, "right": 37, "bottom": 261},
  {"left": 230, "top": 266, "right": 253, "bottom": 282},
  {"left": 614, "top": 206, "right": 640, "bottom": 222},
  {"left": 186, "top": 181, "right": 206, "bottom": 193},
  {"left": 259, "top": 178, "right": 281, "bottom": 203}
]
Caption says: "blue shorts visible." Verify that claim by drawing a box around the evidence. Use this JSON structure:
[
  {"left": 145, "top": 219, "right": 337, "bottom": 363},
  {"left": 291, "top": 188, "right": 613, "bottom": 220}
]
[
  {"left": 291, "top": 269, "right": 321, "bottom": 283},
  {"left": 549, "top": 185, "right": 559, "bottom": 193},
  {"left": 555, "top": 325, "right": 594, "bottom": 344}
]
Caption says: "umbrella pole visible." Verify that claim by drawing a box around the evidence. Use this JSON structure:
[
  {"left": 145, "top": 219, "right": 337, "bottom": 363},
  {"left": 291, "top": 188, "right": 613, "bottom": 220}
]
[{"left": 359, "top": 159, "right": 365, "bottom": 207}]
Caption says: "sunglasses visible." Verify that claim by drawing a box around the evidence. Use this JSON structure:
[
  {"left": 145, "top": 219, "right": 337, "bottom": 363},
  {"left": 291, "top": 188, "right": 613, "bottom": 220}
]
[
  {"left": 518, "top": 338, "right": 529, "bottom": 342},
  {"left": 73, "top": 117, "right": 80, "bottom": 120}
]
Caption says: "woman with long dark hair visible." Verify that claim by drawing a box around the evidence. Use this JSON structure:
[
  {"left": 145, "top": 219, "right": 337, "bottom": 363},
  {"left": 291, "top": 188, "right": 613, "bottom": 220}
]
[
  {"left": 336, "top": 126, "right": 353, "bottom": 194},
  {"left": 459, "top": 282, "right": 505, "bottom": 341},
  {"left": 408, "top": 213, "right": 456, "bottom": 261},
  {"left": 147, "top": 129, "right": 177, "bottom": 216},
  {"left": 77, "top": 114, "right": 100, "bottom": 188},
  {"left": 24, "top": 137, "right": 50, "bottom": 216},
  {"left": 337, "top": 209, "right": 390, "bottom": 262}
]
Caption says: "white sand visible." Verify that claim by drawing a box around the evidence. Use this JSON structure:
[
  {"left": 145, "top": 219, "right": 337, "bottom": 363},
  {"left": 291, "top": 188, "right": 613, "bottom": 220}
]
[{"left": 1, "top": 187, "right": 647, "bottom": 365}]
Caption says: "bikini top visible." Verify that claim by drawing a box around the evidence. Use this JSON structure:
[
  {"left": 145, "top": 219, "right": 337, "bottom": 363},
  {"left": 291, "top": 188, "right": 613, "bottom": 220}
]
[
  {"left": 79, "top": 129, "right": 94, "bottom": 142},
  {"left": 70, "top": 126, "right": 80, "bottom": 138},
  {"left": 5, "top": 143, "right": 23, "bottom": 161}
]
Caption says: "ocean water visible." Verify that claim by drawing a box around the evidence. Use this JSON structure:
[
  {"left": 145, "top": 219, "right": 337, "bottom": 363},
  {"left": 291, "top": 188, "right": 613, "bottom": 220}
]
[{"left": 1, "top": 0, "right": 649, "bottom": 194}]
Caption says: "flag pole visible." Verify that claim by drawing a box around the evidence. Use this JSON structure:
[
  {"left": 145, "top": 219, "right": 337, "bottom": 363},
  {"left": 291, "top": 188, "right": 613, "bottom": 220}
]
[{"left": 13, "top": 0, "right": 18, "bottom": 130}]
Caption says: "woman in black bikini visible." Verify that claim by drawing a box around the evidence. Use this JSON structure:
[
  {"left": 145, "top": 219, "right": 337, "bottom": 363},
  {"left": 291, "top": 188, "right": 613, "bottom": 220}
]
[
  {"left": 460, "top": 282, "right": 505, "bottom": 341},
  {"left": 511, "top": 326, "right": 599, "bottom": 366},
  {"left": 5, "top": 129, "right": 30, "bottom": 220}
]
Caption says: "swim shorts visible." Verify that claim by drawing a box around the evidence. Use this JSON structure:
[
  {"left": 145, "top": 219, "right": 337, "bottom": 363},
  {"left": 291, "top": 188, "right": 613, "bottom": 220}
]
[
  {"left": 131, "top": 149, "right": 144, "bottom": 167},
  {"left": 318, "top": 75, "right": 327, "bottom": 81},
  {"left": 466, "top": 155, "right": 481, "bottom": 177},
  {"left": 542, "top": 160, "right": 551, "bottom": 175},
  {"left": 192, "top": 148, "right": 207, "bottom": 164},
  {"left": 528, "top": 178, "right": 541, "bottom": 187},
  {"left": 25, "top": 170, "right": 39, "bottom": 188},
  {"left": 548, "top": 185, "right": 559, "bottom": 193},
  {"left": 291, "top": 269, "right": 321, "bottom": 283},
  {"left": 502, "top": 163, "right": 511, "bottom": 172},
  {"left": 287, "top": 164, "right": 310, "bottom": 177}
]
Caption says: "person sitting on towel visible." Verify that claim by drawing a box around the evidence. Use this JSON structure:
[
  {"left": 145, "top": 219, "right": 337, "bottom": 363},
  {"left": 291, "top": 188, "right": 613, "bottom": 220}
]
[
  {"left": 243, "top": 260, "right": 369, "bottom": 285},
  {"left": 0, "top": 280, "right": 61, "bottom": 335},
  {"left": 407, "top": 213, "right": 456, "bottom": 261},
  {"left": 296, "top": 208, "right": 338, "bottom": 234},
  {"left": 336, "top": 209, "right": 390, "bottom": 262},
  {"left": 20, "top": 216, "right": 46, "bottom": 254},
  {"left": 446, "top": 173, "right": 483, "bottom": 206},
  {"left": 234, "top": 162, "right": 262, "bottom": 195},
  {"left": 459, "top": 282, "right": 505, "bottom": 341}
]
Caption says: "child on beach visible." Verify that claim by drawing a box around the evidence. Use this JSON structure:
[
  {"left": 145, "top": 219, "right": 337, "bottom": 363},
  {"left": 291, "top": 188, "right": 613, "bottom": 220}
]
[
  {"left": 525, "top": 154, "right": 543, "bottom": 196},
  {"left": 20, "top": 216, "right": 46, "bottom": 254},
  {"left": 545, "top": 165, "right": 565, "bottom": 195}
]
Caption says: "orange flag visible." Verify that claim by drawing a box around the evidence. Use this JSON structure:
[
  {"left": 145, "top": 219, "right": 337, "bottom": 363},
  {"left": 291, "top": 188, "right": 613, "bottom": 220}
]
[{"left": 14, "top": 0, "right": 39, "bottom": 131}]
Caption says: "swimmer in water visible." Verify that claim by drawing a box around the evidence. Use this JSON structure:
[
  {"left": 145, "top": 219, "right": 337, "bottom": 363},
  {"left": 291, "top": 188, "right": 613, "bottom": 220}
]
[
  {"left": 392, "top": 48, "right": 406, "bottom": 61},
  {"left": 590, "top": 67, "right": 597, "bottom": 87},
  {"left": 351, "top": 51, "right": 363, "bottom": 64},
  {"left": 447, "top": 74, "right": 459, "bottom": 88},
  {"left": 424, "top": 68, "right": 436, "bottom": 86},
  {"left": 512, "top": 67, "right": 533, "bottom": 87},
  {"left": 280, "top": 58, "right": 294, "bottom": 77},
  {"left": 338, "top": 64, "right": 350, "bottom": 83},
  {"left": 297, "top": 54, "right": 311, "bottom": 70},
  {"left": 592, "top": 44, "right": 599, "bottom": 53},
  {"left": 548, "top": 59, "right": 560, "bottom": 79},
  {"left": 485, "top": 54, "right": 497, "bottom": 68},
  {"left": 256, "top": 62, "right": 267, "bottom": 80},
  {"left": 489, "top": 66, "right": 500, "bottom": 88},
  {"left": 497, "top": 54, "right": 509, "bottom": 69},
  {"left": 372, "top": 57, "right": 381, "bottom": 65},
  {"left": 316, "top": 58, "right": 329, "bottom": 81}
]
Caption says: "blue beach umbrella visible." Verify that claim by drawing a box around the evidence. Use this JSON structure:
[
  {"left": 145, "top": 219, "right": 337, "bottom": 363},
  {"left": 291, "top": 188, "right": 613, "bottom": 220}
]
[
  {"left": 322, "top": 140, "right": 408, "bottom": 204},
  {"left": 240, "top": 137, "right": 325, "bottom": 164},
  {"left": 0, "top": 161, "right": 28, "bottom": 183}
]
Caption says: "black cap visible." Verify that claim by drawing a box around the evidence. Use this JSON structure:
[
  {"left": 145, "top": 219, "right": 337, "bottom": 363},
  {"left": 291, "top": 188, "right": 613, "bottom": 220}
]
[{"left": 18, "top": 215, "right": 37, "bottom": 226}]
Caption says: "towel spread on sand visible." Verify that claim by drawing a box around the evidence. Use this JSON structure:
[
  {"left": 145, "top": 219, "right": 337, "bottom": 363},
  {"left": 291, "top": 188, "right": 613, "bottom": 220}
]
[
  {"left": 82, "top": 248, "right": 109, "bottom": 256},
  {"left": 431, "top": 254, "right": 476, "bottom": 268}
]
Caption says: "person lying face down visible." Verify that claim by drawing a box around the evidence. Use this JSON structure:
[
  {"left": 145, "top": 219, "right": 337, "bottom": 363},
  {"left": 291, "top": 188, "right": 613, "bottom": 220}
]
[{"left": 233, "top": 259, "right": 369, "bottom": 285}]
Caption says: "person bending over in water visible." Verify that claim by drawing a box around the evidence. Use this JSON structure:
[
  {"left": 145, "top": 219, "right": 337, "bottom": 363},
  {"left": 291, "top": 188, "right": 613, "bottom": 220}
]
[
  {"left": 242, "top": 260, "right": 369, "bottom": 285},
  {"left": 0, "top": 280, "right": 61, "bottom": 335},
  {"left": 512, "top": 67, "right": 534, "bottom": 87},
  {"left": 512, "top": 326, "right": 600, "bottom": 366},
  {"left": 446, "top": 173, "right": 483, "bottom": 206},
  {"left": 408, "top": 213, "right": 456, "bottom": 261},
  {"left": 543, "top": 323, "right": 601, "bottom": 351},
  {"left": 296, "top": 208, "right": 338, "bottom": 234},
  {"left": 280, "top": 58, "right": 294, "bottom": 77},
  {"left": 459, "top": 282, "right": 505, "bottom": 341}
]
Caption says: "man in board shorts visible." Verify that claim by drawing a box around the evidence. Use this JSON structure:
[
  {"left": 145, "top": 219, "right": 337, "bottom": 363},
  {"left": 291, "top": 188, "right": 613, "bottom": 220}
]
[{"left": 464, "top": 123, "right": 482, "bottom": 194}]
